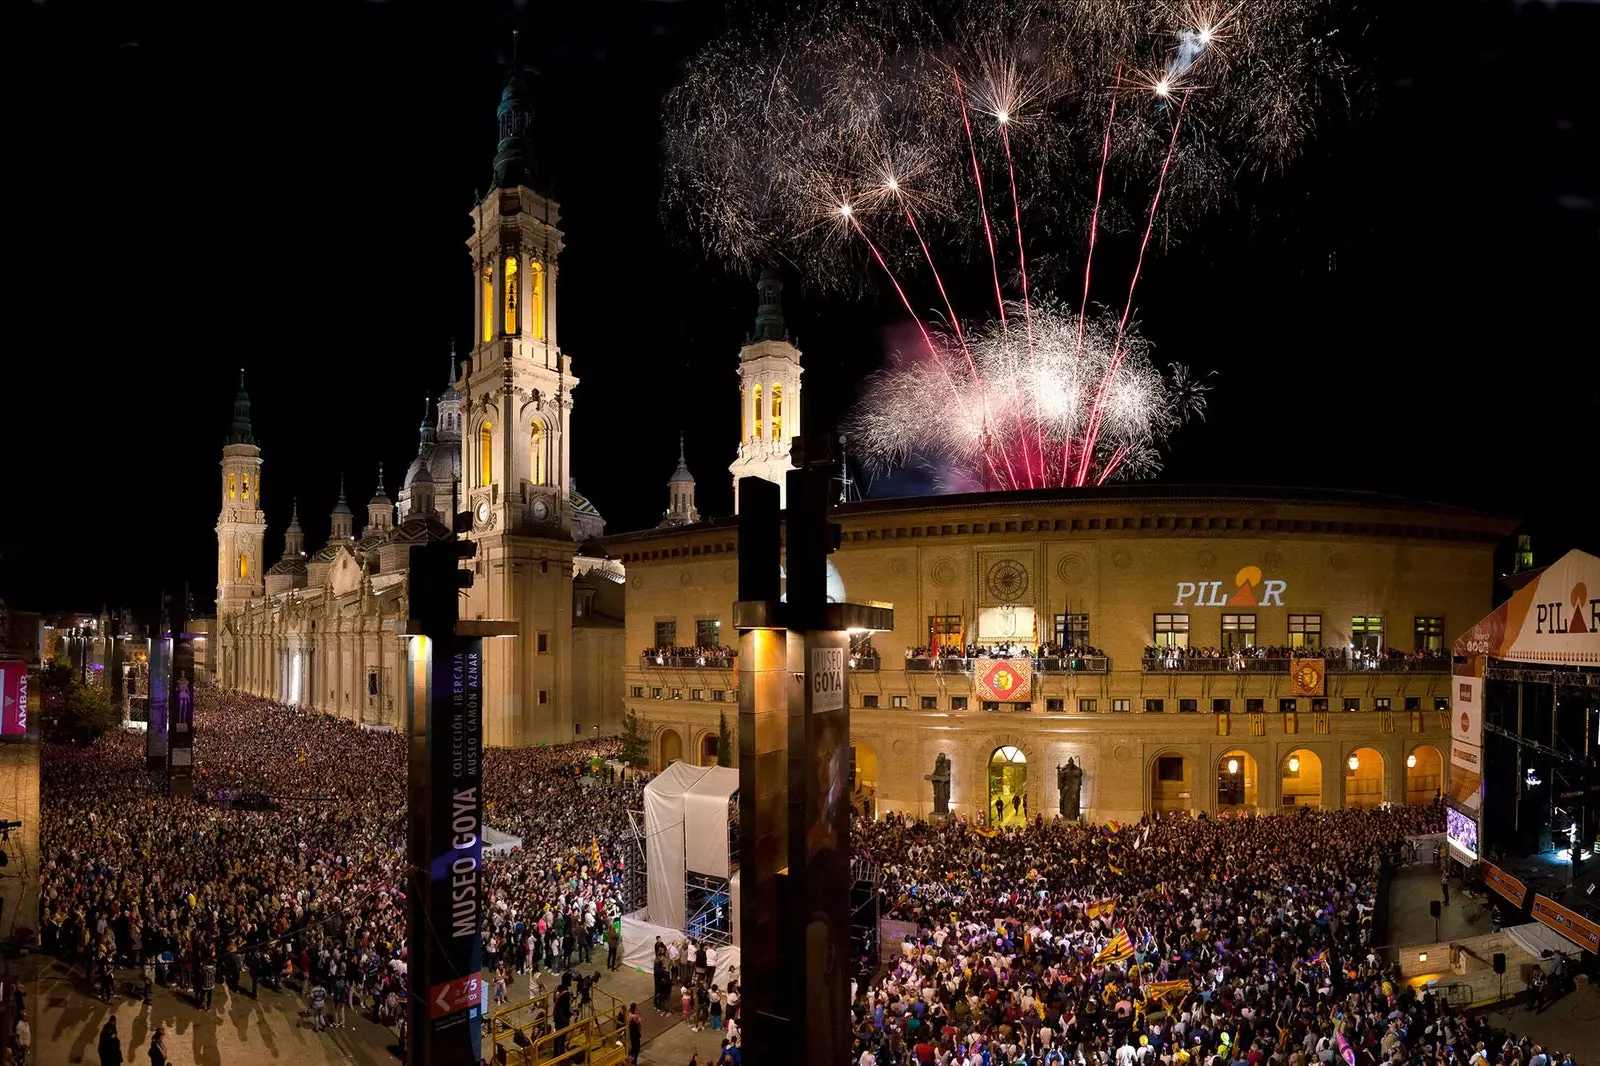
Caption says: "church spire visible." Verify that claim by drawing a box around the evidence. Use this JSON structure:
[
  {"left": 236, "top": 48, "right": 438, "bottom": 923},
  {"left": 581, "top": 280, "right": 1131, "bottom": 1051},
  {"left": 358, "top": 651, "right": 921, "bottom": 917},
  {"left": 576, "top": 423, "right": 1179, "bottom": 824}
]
[
  {"left": 283, "top": 498, "right": 305, "bottom": 559},
  {"left": 418, "top": 396, "right": 435, "bottom": 448},
  {"left": 329, "top": 473, "right": 354, "bottom": 542},
  {"left": 753, "top": 267, "right": 786, "bottom": 343},
  {"left": 228, "top": 367, "right": 256, "bottom": 445},
  {"left": 491, "top": 29, "right": 537, "bottom": 190}
]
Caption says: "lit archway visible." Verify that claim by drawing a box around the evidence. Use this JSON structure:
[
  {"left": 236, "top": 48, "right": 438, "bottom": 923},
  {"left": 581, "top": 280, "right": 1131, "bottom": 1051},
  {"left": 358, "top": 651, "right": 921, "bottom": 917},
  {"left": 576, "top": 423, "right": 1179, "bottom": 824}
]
[
  {"left": 1281, "top": 749, "right": 1323, "bottom": 809},
  {"left": 1405, "top": 744, "right": 1445, "bottom": 805},
  {"left": 850, "top": 742, "right": 879, "bottom": 819},
  {"left": 1217, "top": 750, "right": 1259, "bottom": 810},
  {"left": 658, "top": 728, "right": 683, "bottom": 768},
  {"left": 698, "top": 732, "right": 719, "bottom": 766},
  {"left": 1345, "top": 746, "right": 1386, "bottom": 808},
  {"left": 988, "top": 746, "right": 1029, "bottom": 827},
  {"left": 1150, "top": 752, "right": 1192, "bottom": 813}
]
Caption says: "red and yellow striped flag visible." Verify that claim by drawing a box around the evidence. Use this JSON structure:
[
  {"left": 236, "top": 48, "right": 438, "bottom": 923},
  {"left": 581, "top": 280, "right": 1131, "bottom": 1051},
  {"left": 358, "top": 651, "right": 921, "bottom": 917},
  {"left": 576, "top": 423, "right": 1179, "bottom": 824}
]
[
  {"left": 1086, "top": 898, "right": 1116, "bottom": 919},
  {"left": 1093, "top": 929, "right": 1134, "bottom": 967}
]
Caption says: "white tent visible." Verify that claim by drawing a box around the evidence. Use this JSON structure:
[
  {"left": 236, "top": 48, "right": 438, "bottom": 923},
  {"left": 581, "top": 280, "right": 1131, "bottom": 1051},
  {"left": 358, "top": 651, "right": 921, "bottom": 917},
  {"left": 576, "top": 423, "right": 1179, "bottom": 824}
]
[{"left": 642, "top": 760, "right": 739, "bottom": 931}]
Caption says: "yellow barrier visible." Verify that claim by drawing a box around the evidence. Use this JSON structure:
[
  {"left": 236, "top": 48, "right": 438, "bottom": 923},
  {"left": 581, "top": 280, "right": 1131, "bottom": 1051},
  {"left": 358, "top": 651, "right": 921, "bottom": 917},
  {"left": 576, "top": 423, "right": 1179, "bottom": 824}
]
[{"left": 490, "top": 984, "right": 629, "bottom": 1066}]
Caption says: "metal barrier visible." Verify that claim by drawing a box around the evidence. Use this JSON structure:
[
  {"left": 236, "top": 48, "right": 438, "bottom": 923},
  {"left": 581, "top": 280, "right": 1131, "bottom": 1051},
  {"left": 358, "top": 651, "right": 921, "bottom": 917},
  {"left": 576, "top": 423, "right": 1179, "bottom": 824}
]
[{"left": 490, "top": 984, "right": 629, "bottom": 1066}]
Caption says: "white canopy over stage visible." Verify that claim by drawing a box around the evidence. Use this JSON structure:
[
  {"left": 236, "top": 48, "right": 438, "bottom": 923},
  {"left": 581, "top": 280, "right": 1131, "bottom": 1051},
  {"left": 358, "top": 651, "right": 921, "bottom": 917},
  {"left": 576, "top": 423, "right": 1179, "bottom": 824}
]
[{"left": 642, "top": 761, "right": 738, "bottom": 931}]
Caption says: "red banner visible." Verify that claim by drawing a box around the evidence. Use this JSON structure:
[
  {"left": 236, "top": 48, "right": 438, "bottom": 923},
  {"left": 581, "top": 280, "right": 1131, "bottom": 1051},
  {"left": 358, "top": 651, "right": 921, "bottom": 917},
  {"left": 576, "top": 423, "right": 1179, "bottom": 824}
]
[
  {"left": 429, "top": 973, "right": 482, "bottom": 1019},
  {"left": 1531, "top": 894, "right": 1600, "bottom": 954},
  {"left": 0, "top": 661, "right": 26, "bottom": 736},
  {"left": 1290, "top": 657, "right": 1325, "bottom": 697},
  {"left": 974, "top": 659, "right": 1031, "bottom": 703},
  {"left": 1478, "top": 861, "right": 1528, "bottom": 909}
]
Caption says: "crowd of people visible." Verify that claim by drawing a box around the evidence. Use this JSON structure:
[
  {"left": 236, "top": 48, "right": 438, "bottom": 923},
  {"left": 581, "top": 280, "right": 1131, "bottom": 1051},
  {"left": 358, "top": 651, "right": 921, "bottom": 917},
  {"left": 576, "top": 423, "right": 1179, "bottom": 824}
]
[
  {"left": 1143, "top": 645, "right": 1449, "bottom": 671},
  {"left": 39, "top": 689, "right": 643, "bottom": 1056},
  {"left": 646, "top": 645, "right": 739, "bottom": 667},
  {"left": 849, "top": 805, "right": 1577, "bottom": 1066},
  {"left": 904, "top": 644, "right": 1108, "bottom": 662}
]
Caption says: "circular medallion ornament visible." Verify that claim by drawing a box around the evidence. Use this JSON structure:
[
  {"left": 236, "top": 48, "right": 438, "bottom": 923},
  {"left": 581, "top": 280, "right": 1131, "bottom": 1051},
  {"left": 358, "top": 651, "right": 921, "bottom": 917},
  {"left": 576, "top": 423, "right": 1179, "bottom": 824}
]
[
  {"left": 1111, "top": 548, "right": 1132, "bottom": 570},
  {"left": 890, "top": 557, "right": 908, "bottom": 576},
  {"left": 987, "top": 560, "right": 1029, "bottom": 602},
  {"left": 680, "top": 570, "right": 693, "bottom": 587},
  {"left": 930, "top": 558, "right": 957, "bottom": 587},
  {"left": 1114, "top": 744, "right": 1132, "bottom": 763},
  {"left": 1056, "top": 553, "right": 1084, "bottom": 585},
  {"left": 1294, "top": 661, "right": 1322, "bottom": 692},
  {"left": 630, "top": 575, "right": 643, "bottom": 590},
  {"left": 722, "top": 565, "right": 736, "bottom": 585}
]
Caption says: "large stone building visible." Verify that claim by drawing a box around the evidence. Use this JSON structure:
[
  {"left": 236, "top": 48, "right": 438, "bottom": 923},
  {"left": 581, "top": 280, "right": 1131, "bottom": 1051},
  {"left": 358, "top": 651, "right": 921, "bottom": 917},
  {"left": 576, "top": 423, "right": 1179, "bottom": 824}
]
[{"left": 213, "top": 68, "right": 624, "bottom": 744}]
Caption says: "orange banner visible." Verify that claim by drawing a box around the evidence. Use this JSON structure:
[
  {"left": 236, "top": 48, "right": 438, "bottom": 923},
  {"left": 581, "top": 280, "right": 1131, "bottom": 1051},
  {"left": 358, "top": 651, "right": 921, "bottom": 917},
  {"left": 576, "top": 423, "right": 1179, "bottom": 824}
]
[
  {"left": 1291, "top": 657, "right": 1326, "bottom": 697},
  {"left": 1479, "top": 861, "right": 1528, "bottom": 908},
  {"left": 1531, "top": 894, "right": 1600, "bottom": 954},
  {"left": 975, "top": 659, "right": 1032, "bottom": 703}
]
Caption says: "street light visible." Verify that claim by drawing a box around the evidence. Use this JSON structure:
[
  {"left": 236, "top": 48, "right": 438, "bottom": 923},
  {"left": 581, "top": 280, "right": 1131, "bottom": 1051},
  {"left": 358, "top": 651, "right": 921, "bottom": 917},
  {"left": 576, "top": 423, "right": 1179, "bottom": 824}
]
[
  {"left": 1227, "top": 758, "right": 1240, "bottom": 775},
  {"left": 1348, "top": 754, "right": 1360, "bottom": 771},
  {"left": 1407, "top": 753, "right": 1416, "bottom": 769},
  {"left": 1288, "top": 755, "right": 1300, "bottom": 774}
]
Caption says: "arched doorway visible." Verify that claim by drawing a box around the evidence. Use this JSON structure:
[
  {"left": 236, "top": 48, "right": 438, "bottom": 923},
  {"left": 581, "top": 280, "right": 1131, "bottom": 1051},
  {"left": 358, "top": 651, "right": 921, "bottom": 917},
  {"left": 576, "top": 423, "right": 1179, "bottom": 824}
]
[
  {"left": 658, "top": 728, "right": 683, "bottom": 768},
  {"left": 988, "top": 746, "right": 1028, "bottom": 826},
  {"left": 1405, "top": 744, "right": 1444, "bottom": 805},
  {"left": 699, "top": 732, "right": 719, "bottom": 766},
  {"left": 1344, "top": 747, "right": 1386, "bottom": 808},
  {"left": 1281, "top": 749, "right": 1323, "bottom": 808},
  {"left": 850, "top": 743, "right": 879, "bottom": 818},
  {"left": 1150, "top": 752, "right": 1191, "bottom": 813},
  {"left": 1217, "top": 750, "right": 1259, "bottom": 810}
]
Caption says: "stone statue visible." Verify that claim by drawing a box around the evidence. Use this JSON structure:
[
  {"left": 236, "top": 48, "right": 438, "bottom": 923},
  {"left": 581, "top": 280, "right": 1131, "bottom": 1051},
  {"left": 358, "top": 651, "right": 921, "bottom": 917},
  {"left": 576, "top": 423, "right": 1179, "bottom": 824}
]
[
  {"left": 1057, "top": 757, "right": 1083, "bottom": 821},
  {"left": 926, "top": 752, "right": 952, "bottom": 817}
]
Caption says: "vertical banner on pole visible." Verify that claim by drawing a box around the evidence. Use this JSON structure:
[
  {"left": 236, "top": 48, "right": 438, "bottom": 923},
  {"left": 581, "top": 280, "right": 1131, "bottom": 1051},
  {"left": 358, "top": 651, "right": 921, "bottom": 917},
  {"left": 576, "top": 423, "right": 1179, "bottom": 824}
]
[
  {"left": 147, "top": 630, "right": 170, "bottom": 769},
  {"left": 168, "top": 624, "right": 195, "bottom": 797},
  {"left": 0, "top": 660, "right": 27, "bottom": 736}
]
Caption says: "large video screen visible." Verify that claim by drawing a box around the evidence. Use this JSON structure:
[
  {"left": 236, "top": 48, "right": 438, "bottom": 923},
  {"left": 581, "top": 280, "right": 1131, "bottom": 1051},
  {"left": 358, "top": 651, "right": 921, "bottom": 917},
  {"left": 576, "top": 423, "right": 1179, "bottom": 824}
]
[{"left": 1447, "top": 805, "right": 1479, "bottom": 861}]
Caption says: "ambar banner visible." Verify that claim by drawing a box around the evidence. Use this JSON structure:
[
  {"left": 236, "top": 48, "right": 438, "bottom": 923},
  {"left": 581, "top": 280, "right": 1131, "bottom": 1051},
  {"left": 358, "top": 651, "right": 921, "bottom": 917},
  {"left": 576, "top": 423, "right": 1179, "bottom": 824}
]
[
  {"left": 1479, "top": 861, "right": 1529, "bottom": 909},
  {"left": 974, "top": 659, "right": 1032, "bottom": 703},
  {"left": 1531, "top": 894, "right": 1600, "bottom": 955},
  {"left": 0, "top": 660, "right": 27, "bottom": 736}
]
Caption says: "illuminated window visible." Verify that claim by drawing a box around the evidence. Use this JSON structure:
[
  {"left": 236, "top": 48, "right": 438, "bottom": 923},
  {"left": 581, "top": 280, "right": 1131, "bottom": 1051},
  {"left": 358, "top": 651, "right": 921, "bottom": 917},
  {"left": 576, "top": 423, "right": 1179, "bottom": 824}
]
[
  {"left": 740, "top": 388, "right": 747, "bottom": 441},
  {"left": 479, "top": 422, "right": 494, "bottom": 487},
  {"left": 1288, "top": 614, "right": 1322, "bottom": 650},
  {"left": 528, "top": 261, "right": 545, "bottom": 340},
  {"left": 891, "top": 695, "right": 908, "bottom": 708},
  {"left": 241, "top": 473, "right": 250, "bottom": 500},
  {"left": 1351, "top": 616, "right": 1384, "bottom": 653},
  {"left": 752, "top": 385, "right": 762, "bottom": 438},
  {"left": 239, "top": 554, "right": 249, "bottom": 579},
  {"left": 481, "top": 265, "right": 494, "bottom": 344},
  {"left": 1221, "top": 613, "right": 1256, "bottom": 651},
  {"left": 228, "top": 473, "right": 236, "bottom": 500},
  {"left": 1054, "top": 613, "right": 1091, "bottom": 650},
  {"left": 503, "top": 256, "right": 518, "bottom": 335},
  {"left": 531, "top": 422, "right": 547, "bottom": 486},
  {"left": 1414, "top": 616, "right": 1445, "bottom": 654},
  {"left": 770, "top": 382, "right": 782, "bottom": 441},
  {"left": 1153, "top": 613, "right": 1190, "bottom": 648}
]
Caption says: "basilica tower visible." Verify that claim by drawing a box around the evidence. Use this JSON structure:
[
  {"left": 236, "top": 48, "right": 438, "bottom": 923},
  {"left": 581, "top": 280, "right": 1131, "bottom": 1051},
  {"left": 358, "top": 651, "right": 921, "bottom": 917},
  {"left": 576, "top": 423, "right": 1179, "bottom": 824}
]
[
  {"left": 729, "top": 268, "right": 803, "bottom": 512},
  {"left": 216, "top": 372, "right": 267, "bottom": 617},
  {"left": 458, "top": 43, "right": 578, "bottom": 746}
]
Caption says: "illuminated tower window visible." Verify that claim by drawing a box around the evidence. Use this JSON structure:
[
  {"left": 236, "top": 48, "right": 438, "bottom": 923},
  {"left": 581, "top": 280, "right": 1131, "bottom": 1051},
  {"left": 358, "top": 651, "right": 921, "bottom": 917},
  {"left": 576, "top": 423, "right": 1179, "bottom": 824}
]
[
  {"left": 504, "top": 255, "right": 519, "bottom": 336},
  {"left": 480, "top": 422, "right": 494, "bottom": 487},
  {"left": 228, "top": 473, "right": 236, "bottom": 500},
  {"left": 531, "top": 421, "right": 546, "bottom": 486},
  {"left": 481, "top": 265, "right": 494, "bottom": 344},
  {"left": 242, "top": 474, "right": 250, "bottom": 500},
  {"left": 753, "top": 385, "right": 762, "bottom": 439},
  {"left": 239, "top": 553, "right": 249, "bottom": 579},
  {"left": 740, "top": 388, "right": 747, "bottom": 441},
  {"left": 529, "top": 261, "right": 545, "bottom": 340},
  {"left": 771, "top": 383, "right": 782, "bottom": 441}
]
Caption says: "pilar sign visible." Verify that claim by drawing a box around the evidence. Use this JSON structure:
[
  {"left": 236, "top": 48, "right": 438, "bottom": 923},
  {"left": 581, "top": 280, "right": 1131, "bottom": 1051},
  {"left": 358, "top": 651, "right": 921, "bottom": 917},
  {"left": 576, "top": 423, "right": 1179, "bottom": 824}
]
[{"left": 1174, "top": 565, "right": 1287, "bottom": 608}]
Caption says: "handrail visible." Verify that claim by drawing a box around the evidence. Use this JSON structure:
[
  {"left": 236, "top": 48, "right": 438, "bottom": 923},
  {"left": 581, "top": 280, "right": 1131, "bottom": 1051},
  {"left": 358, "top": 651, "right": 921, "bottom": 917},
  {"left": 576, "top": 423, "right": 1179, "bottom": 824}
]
[
  {"left": 640, "top": 652, "right": 736, "bottom": 669},
  {"left": 904, "top": 655, "right": 1109, "bottom": 674}
]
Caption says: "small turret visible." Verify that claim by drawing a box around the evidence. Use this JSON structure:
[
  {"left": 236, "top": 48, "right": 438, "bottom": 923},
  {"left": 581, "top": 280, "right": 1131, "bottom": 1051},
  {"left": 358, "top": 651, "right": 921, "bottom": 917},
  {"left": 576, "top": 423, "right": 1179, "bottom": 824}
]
[
  {"left": 660, "top": 432, "right": 700, "bottom": 527},
  {"left": 283, "top": 498, "right": 305, "bottom": 559},
  {"left": 329, "top": 474, "right": 355, "bottom": 542},
  {"left": 366, "top": 464, "right": 394, "bottom": 536}
]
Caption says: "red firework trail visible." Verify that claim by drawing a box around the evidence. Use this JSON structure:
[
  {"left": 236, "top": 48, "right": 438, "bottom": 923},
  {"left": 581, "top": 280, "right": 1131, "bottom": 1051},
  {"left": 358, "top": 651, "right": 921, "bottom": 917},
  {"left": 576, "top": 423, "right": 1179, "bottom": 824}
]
[
  {"left": 1095, "top": 442, "right": 1131, "bottom": 486},
  {"left": 1076, "top": 89, "right": 1190, "bottom": 487},
  {"left": 900, "top": 203, "right": 978, "bottom": 380},
  {"left": 1000, "top": 119, "right": 1049, "bottom": 487},
  {"left": 954, "top": 70, "right": 1010, "bottom": 337},
  {"left": 851, "top": 214, "right": 1014, "bottom": 491}
]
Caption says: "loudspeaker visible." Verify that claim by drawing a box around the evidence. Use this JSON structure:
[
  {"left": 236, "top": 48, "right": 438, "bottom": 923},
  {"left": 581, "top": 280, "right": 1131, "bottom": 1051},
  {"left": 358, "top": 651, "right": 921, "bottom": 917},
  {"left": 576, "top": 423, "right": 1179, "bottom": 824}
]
[
  {"left": 1430, "top": 901, "right": 1442, "bottom": 918},
  {"left": 1493, "top": 953, "right": 1507, "bottom": 974}
]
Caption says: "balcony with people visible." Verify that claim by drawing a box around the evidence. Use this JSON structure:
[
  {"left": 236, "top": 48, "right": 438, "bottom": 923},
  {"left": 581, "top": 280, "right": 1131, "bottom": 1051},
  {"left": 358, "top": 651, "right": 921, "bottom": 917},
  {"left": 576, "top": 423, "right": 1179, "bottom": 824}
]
[
  {"left": 639, "top": 645, "right": 738, "bottom": 670},
  {"left": 1140, "top": 643, "right": 1450, "bottom": 673},
  {"left": 902, "top": 641, "right": 1109, "bottom": 675}
]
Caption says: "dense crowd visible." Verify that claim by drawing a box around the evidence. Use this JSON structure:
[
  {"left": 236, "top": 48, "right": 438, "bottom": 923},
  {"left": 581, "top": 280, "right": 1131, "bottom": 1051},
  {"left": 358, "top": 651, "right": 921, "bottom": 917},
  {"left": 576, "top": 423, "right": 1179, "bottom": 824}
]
[
  {"left": 1143, "top": 646, "right": 1448, "bottom": 670},
  {"left": 646, "top": 645, "right": 739, "bottom": 666},
  {"left": 849, "top": 806, "right": 1576, "bottom": 1066},
  {"left": 39, "top": 690, "right": 642, "bottom": 1050},
  {"left": 904, "top": 644, "right": 1108, "bottom": 661}
]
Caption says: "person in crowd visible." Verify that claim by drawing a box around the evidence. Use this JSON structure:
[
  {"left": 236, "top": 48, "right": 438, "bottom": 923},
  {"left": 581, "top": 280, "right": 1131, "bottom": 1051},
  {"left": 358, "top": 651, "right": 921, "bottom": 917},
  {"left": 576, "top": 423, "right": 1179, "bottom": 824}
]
[
  {"left": 146, "top": 1028, "right": 165, "bottom": 1066},
  {"left": 97, "top": 1018, "right": 122, "bottom": 1066}
]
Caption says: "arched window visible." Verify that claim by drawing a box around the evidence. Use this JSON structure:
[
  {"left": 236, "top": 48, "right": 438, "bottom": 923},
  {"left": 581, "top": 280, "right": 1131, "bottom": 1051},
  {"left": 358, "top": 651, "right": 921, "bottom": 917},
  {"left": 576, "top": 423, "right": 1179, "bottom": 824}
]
[
  {"left": 531, "top": 421, "right": 547, "bottom": 486},
  {"left": 479, "top": 422, "right": 494, "bottom": 487},
  {"left": 228, "top": 473, "right": 236, "bottom": 500},
  {"left": 771, "top": 382, "right": 783, "bottom": 441},
  {"left": 239, "top": 553, "right": 250, "bottom": 579},
  {"left": 529, "top": 261, "right": 545, "bottom": 340},
  {"left": 481, "top": 265, "right": 494, "bottom": 344},
  {"left": 242, "top": 473, "right": 250, "bottom": 500},
  {"left": 753, "top": 385, "right": 762, "bottom": 439},
  {"left": 504, "top": 255, "right": 519, "bottom": 336}
]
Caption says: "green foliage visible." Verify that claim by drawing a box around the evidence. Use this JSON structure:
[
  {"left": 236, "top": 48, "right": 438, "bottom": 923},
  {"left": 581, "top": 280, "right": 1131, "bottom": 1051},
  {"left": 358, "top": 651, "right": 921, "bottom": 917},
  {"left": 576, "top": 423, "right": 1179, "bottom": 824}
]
[
  {"left": 716, "top": 710, "right": 732, "bottom": 767},
  {"left": 43, "top": 676, "right": 119, "bottom": 745},
  {"left": 619, "top": 708, "right": 651, "bottom": 770}
]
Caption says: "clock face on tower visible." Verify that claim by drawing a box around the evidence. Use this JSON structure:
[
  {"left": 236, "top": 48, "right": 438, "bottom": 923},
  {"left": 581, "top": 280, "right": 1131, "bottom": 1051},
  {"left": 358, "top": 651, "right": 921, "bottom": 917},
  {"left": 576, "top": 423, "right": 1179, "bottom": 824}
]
[
  {"left": 476, "top": 500, "right": 490, "bottom": 525},
  {"left": 531, "top": 496, "right": 550, "bottom": 521}
]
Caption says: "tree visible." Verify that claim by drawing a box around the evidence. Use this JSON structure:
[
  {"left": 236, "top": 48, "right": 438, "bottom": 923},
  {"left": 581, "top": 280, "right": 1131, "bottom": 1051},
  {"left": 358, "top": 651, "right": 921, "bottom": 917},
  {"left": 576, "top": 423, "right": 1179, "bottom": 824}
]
[
  {"left": 37, "top": 656, "right": 75, "bottom": 710},
  {"left": 619, "top": 709, "right": 651, "bottom": 770},
  {"left": 43, "top": 678, "right": 119, "bottom": 746},
  {"left": 716, "top": 710, "right": 732, "bottom": 767}
]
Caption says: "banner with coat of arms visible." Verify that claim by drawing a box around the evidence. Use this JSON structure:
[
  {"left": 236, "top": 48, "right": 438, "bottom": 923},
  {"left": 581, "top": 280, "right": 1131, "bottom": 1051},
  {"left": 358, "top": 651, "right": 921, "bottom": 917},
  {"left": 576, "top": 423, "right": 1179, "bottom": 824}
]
[
  {"left": 974, "top": 658, "right": 1032, "bottom": 702},
  {"left": 1290, "top": 656, "right": 1326, "bottom": 697}
]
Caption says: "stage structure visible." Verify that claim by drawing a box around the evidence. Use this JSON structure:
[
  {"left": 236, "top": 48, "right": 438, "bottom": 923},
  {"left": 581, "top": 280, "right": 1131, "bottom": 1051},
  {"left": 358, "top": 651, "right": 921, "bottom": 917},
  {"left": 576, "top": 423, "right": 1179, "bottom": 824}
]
[
  {"left": 1453, "top": 549, "right": 1600, "bottom": 954},
  {"left": 735, "top": 433, "right": 894, "bottom": 1066}
]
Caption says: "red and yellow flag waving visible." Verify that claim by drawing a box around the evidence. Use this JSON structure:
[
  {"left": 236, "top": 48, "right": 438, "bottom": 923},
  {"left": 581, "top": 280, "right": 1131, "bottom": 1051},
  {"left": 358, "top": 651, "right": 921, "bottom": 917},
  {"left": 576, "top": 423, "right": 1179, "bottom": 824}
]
[{"left": 1093, "top": 929, "right": 1134, "bottom": 967}]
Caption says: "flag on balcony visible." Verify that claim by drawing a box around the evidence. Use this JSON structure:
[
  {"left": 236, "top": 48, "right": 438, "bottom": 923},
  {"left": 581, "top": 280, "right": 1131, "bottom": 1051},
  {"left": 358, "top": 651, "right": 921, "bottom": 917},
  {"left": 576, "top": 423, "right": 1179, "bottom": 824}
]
[
  {"left": 975, "top": 658, "right": 1032, "bottom": 703},
  {"left": 1216, "top": 713, "right": 1230, "bottom": 736},
  {"left": 1284, "top": 711, "right": 1299, "bottom": 735},
  {"left": 1291, "top": 657, "right": 1326, "bottom": 697},
  {"left": 1094, "top": 929, "right": 1134, "bottom": 967}
]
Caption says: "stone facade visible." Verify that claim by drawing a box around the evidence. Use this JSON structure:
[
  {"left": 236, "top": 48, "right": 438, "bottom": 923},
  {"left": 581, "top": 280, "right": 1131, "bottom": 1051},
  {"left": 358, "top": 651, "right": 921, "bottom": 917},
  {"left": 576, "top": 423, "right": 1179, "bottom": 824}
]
[{"left": 604, "top": 488, "right": 1515, "bottom": 823}]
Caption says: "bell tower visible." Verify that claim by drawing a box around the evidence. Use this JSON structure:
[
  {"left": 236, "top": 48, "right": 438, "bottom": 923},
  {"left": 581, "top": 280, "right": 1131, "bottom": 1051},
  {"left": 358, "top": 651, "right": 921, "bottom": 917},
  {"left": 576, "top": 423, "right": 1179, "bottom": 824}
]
[
  {"left": 730, "top": 268, "right": 803, "bottom": 512},
  {"left": 459, "top": 38, "right": 577, "bottom": 747},
  {"left": 216, "top": 371, "right": 267, "bottom": 617}
]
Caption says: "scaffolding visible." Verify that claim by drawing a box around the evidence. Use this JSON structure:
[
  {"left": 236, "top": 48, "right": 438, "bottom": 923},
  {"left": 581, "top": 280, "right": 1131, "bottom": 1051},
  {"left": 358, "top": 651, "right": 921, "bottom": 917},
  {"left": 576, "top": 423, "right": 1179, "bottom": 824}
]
[{"left": 490, "top": 983, "right": 629, "bottom": 1066}]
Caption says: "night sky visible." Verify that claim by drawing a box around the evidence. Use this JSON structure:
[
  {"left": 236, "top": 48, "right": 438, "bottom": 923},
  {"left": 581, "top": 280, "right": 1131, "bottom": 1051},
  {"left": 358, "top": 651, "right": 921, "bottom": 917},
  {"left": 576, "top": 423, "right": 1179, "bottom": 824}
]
[{"left": 12, "top": 0, "right": 1597, "bottom": 617}]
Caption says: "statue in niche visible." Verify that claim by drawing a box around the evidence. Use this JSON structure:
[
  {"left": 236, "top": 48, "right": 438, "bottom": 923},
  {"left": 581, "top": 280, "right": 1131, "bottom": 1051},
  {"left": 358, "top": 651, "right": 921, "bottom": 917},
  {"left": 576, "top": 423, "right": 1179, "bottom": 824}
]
[
  {"left": 926, "top": 752, "right": 952, "bottom": 817},
  {"left": 1057, "top": 757, "right": 1083, "bottom": 821}
]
